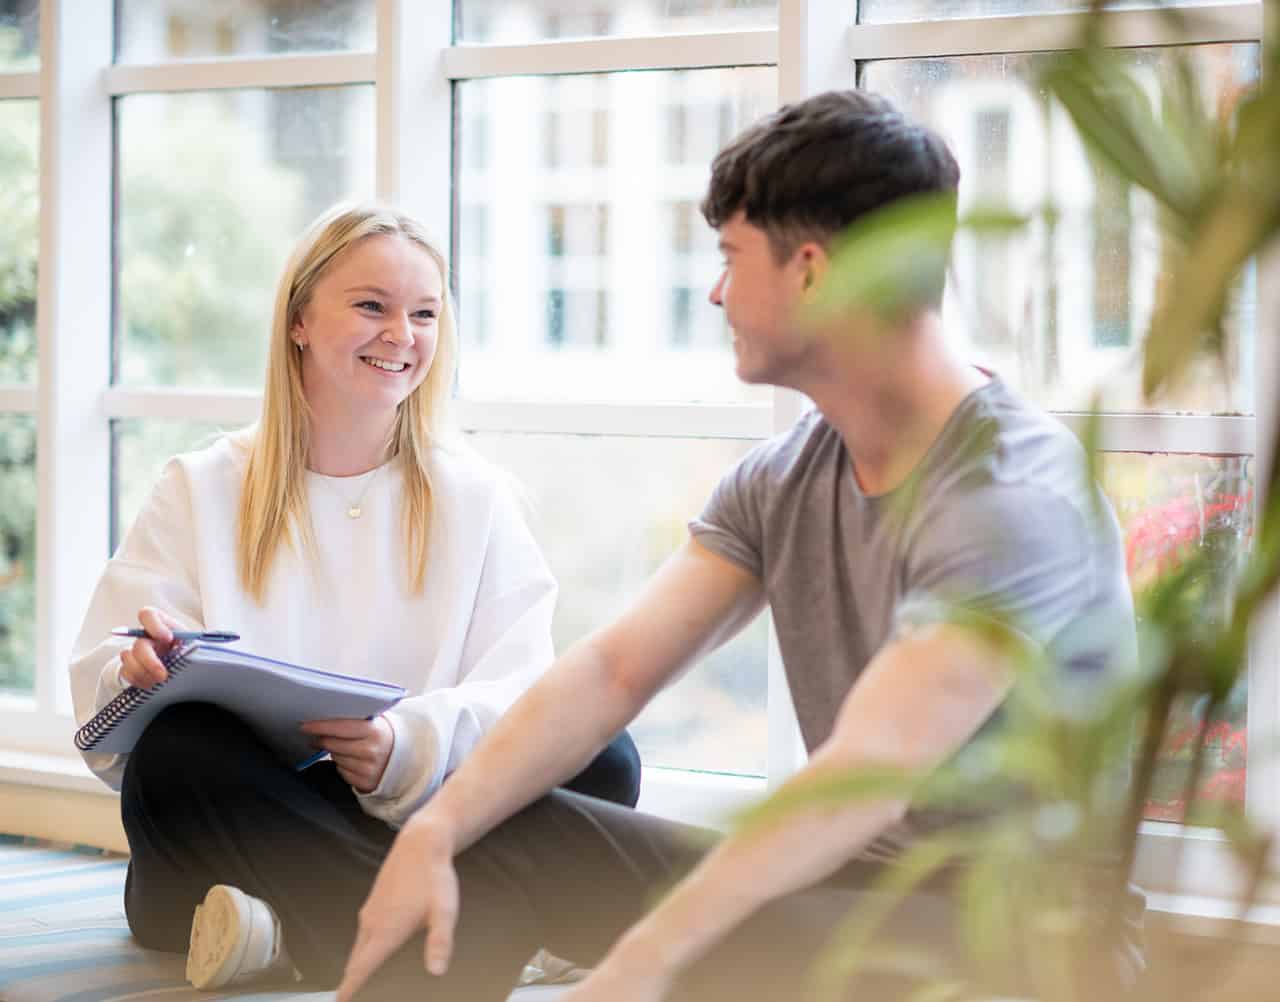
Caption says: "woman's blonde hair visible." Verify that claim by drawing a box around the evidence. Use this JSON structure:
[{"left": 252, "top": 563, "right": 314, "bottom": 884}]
[{"left": 236, "top": 202, "right": 457, "bottom": 602}]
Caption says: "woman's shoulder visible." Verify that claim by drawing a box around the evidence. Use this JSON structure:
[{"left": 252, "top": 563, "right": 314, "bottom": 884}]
[
  {"left": 163, "top": 428, "right": 252, "bottom": 490},
  {"left": 421, "top": 439, "right": 535, "bottom": 528},
  {"left": 423, "top": 438, "right": 514, "bottom": 497}
]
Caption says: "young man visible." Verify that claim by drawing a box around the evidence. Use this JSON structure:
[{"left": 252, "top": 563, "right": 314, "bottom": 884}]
[{"left": 330, "top": 89, "right": 1140, "bottom": 1001}]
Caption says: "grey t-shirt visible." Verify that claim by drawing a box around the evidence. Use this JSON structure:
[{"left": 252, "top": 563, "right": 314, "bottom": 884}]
[{"left": 691, "top": 378, "right": 1135, "bottom": 830}]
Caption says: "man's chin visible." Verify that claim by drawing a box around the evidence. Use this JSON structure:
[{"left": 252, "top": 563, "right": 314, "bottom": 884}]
[{"left": 733, "top": 353, "right": 768, "bottom": 386}]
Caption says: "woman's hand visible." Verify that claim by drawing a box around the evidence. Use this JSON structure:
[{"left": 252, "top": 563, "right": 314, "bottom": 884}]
[
  {"left": 301, "top": 715, "right": 395, "bottom": 793},
  {"left": 118, "top": 606, "right": 184, "bottom": 688}
]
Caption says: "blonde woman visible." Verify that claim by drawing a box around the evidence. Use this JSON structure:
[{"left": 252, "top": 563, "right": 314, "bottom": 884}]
[{"left": 69, "top": 202, "right": 640, "bottom": 992}]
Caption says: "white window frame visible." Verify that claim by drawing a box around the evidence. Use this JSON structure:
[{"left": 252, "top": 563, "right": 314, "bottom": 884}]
[{"left": 0, "top": 0, "right": 1274, "bottom": 918}]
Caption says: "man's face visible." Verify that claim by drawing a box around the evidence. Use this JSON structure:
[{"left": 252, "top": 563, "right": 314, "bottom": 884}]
[{"left": 709, "top": 212, "right": 813, "bottom": 386}]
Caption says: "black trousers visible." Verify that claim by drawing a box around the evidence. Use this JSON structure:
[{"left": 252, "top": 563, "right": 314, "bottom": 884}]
[{"left": 121, "top": 702, "right": 1143, "bottom": 1001}]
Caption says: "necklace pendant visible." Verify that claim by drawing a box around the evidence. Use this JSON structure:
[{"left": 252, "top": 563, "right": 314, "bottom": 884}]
[{"left": 347, "top": 504, "right": 362, "bottom": 519}]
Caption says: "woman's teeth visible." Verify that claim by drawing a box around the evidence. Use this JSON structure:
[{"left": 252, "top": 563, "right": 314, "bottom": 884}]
[{"left": 362, "top": 357, "right": 407, "bottom": 372}]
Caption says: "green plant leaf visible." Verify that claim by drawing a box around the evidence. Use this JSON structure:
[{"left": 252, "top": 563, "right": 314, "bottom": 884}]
[
  {"left": 809, "top": 191, "right": 959, "bottom": 322},
  {"left": 1044, "top": 46, "right": 1202, "bottom": 221},
  {"left": 734, "top": 765, "right": 923, "bottom": 836}
]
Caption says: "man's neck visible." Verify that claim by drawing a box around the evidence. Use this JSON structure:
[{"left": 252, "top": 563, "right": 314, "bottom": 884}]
[
  {"left": 800, "top": 314, "right": 988, "bottom": 496},
  {"left": 306, "top": 404, "right": 397, "bottom": 477}
]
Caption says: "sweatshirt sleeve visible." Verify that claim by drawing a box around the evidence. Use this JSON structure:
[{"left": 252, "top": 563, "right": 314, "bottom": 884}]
[
  {"left": 69, "top": 459, "right": 206, "bottom": 790},
  {"left": 356, "top": 478, "right": 557, "bottom": 827}
]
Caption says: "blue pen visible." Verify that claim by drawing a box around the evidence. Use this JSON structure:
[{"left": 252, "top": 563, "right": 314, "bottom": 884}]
[{"left": 111, "top": 627, "right": 241, "bottom": 643}]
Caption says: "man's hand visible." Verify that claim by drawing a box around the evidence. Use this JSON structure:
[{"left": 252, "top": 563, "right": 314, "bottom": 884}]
[
  {"left": 336, "top": 818, "right": 459, "bottom": 1002},
  {"left": 301, "top": 715, "right": 395, "bottom": 793}
]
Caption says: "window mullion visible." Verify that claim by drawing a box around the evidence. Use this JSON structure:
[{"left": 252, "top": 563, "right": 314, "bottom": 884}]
[
  {"left": 779, "top": 0, "right": 855, "bottom": 103},
  {"left": 1246, "top": 249, "right": 1280, "bottom": 828},
  {"left": 443, "top": 30, "right": 777, "bottom": 80},
  {"left": 376, "top": 0, "right": 452, "bottom": 251},
  {"left": 103, "top": 52, "right": 375, "bottom": 95},
  {"left": 847, "top": 3, "right": 1262, "bottom": 61},
  {"left": 0, "top": 71, "right": 39, "bottom": 99},
  {"left": 765, "top": 0, "right": 854, "bottom": 787},
  {"left": 35, "top": 0, "right": 113, "bottom": 722}
]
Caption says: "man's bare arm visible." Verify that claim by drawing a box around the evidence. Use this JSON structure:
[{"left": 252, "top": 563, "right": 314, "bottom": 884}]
[
  {"left": 336, "top": 538, "right": 764, "bottom": 999},
  {"left": 427, "top": 537, "right": 764, "bottom": 852},
  {"left": 580, "top": 621, "right": 1017, "bottom": 992}
]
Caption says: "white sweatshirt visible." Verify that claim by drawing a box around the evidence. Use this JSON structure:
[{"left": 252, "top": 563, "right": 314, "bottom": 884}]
[{"left": 69, "top": 435, "right": 557, "bottom": 828}]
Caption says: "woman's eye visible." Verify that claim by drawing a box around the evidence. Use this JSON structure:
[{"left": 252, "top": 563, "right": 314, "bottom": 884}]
[
  {"left": 356, "top": 300, "right": 384, "bottom": 313},
  {"left": 412, "top": 310, "right": 437, "bottom": 322}
]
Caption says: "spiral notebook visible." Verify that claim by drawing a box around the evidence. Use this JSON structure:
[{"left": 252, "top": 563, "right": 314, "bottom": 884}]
[{"left": 74, "top": 641, "right": 407, "bottom": 769}]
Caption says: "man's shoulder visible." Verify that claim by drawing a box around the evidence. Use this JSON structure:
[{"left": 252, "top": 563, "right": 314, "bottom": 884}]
[
  {"left": 732, "top": 406, "right": 840, "bottom": 491},
  {"left": 930, "top": 381, "right": 1089, "bottom": 498}
]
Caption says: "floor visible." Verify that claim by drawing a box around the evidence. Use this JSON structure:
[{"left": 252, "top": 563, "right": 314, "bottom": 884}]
[{"left": 0, "top": 836, "right": 570, "bottom": 1001}]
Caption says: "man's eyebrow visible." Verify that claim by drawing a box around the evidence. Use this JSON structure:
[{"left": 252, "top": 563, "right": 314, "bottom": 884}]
[{"left": 344, "top": 284, "right": 442, "bottom": 304}]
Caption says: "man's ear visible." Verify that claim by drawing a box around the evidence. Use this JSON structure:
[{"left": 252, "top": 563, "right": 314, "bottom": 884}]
[{"left": 799, "top": 242, "right": 830, "bottom": 297}]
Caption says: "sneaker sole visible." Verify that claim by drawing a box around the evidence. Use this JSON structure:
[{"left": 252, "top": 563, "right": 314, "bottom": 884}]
[{"left": 186, "top": 885, "right": 253, "bottom": 990}]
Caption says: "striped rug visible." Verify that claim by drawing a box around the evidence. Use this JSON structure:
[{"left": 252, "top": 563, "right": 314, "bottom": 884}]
[{"left": 0, "top": 836, "right": 566, "bottom": 1001}]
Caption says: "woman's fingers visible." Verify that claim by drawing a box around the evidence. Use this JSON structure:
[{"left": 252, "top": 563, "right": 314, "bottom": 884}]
[
  {"left": 137, "top": 606, "right": 176, "bottom": 648},
  {"left": 120, "top": 643, "right": 167, "bottom": 688}
]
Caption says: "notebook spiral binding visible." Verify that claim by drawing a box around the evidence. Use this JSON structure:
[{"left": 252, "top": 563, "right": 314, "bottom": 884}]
[{"left": 74, "top": 643, "right": 197, "bottom": 752}]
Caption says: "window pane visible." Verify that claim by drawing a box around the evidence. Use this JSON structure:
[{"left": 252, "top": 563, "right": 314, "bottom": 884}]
[
  {"left": 466, "top": 431, "right": 768, "bottom": 776},
  {"left": 0, "top": 413, "right": 35, "bottom": 695},
  {"left": 864, "top": 44, "right": 1259, "bottom": 414},
  {"left": 115, "top": 0, "right": 374, "bottom": 61},
  {"left": 457, "top": 0, "right": 775, "bottom": 42},
  {"left": 860, "top": 0, "right": 1234, "bottom": 21},
  {"left": 112, "top": 419, "right": 230, "bottom": 548},
  {"left": 0, "top": 99, "right": 37, "bottom": 383},
  {"left": 1099, "top": 452, "right": 1252, "bottom": 823},
  {"left": 116, "top": 86, "right": 375, "bottom": 389},
  {"left": 0, "top": 0, "right": 38, "bottom": 70},
  {"left": 457, "top": 68, "right": 776, "bottom": 404}
]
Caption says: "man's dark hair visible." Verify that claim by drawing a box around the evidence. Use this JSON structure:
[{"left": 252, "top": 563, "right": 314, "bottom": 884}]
[{"left": 702, "top": 90, "right": 961, "bottom": 279}]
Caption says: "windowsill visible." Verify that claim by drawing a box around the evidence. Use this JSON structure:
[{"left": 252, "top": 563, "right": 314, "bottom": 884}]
[
  {"left": 1146, "top": 892, "right": 1280, "bottom": 944},
  {"left": 0, "top": 748, "right": 114, "bottom": 797}
]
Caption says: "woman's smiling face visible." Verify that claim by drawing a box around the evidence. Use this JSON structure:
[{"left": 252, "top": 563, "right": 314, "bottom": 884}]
[{"left": 292, "top": 233, "right": 444, "bottom": 422}]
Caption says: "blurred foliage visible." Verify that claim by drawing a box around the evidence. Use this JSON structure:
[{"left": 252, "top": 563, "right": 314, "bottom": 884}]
[
  {"left": 118, "top": 91, "right": 301, "bottom": 386},
  {"left": 759, "top": 1, "right": 1280, "bottom": 999},
  {"left": 0, "top": 26, "right": 38, "bottom": 693}
]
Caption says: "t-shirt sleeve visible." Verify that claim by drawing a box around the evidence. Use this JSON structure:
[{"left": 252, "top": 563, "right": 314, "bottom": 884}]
[
  {"left": 895, "top": 483, "right": 1128, "bottom": 674},
  {"left": 689, "top": 445, "right": 768, "bottom": 578}
]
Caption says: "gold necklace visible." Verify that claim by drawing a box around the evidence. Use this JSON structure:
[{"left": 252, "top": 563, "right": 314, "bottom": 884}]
[{"left": 315, "top": 465, "right": 384, "bottom": 520}]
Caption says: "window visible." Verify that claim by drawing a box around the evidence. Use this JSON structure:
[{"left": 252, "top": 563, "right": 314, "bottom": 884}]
[
  {"left": 115, "top": 0, "right": 374, "bottom": 60},
  {"left": 456, "top": 68, "right": 774, "bottom": 405},
  {"left": 3, "top": 0, "right": 1273, "bottom": 900},
  {"left": 0, "top": 414, "right": 35, "bottom": 695},
  {"left": 456, "top": 0, "right": 776, "bottom": 42},
  {"left": 116, "top": 87, "right": 374, "bottom": 388},
  {"left": 0, "top": 5, "right": 37, "bottom": 702},
  {"left": 0, "top": 0, "right": 37, "bottom": 71},
  {"left": 451, "top": 5, "right": 782, "bottom": 776},
  {"left": 857, "top": 6, "right": 1266, "bottom": 846}
]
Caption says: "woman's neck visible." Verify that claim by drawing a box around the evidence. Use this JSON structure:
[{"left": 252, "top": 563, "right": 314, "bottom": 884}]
[{"left": 306, "top": 411, "right": 396, "bottom": 477}]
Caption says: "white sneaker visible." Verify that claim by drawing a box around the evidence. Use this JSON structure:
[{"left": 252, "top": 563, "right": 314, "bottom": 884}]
[{"left": 186, "top": 884, "right": 296, "bottom": 990}]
